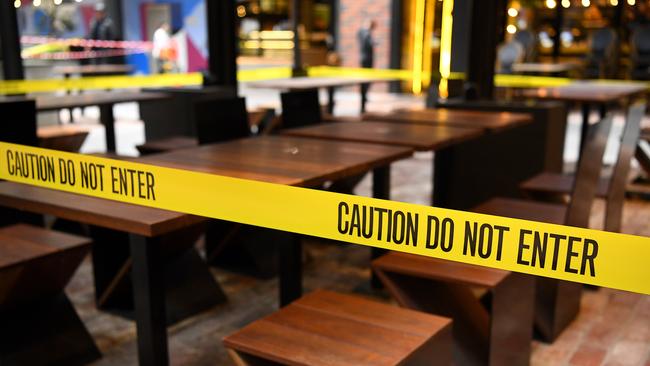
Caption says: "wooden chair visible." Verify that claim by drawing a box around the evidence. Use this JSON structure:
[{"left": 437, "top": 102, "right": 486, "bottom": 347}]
[
  {"left": 372, "top": 116, "right": 613, "bottom": 364},
  {"left": 136, "top": 97, "right": 252, "bottom": 155},
  {"left": 0, "top": 98, "right": 88, "bottom": 152},
  {"left": 0, "top": 224, "right": 100, "bottom": 365},
  {"left": 223, "top": 290, "right": 453, "bottom": 366},
  {"left": 521, "top": 103, "right": 646, "bottom": 233},
  {"left": 0, "top": 99, "right": 38, "bottom": 146},
  {"left": 280, "top": 89, "right": 323, "bottom": 129},
  {"left": 37, "top": 125, "right": 89, "bottom": 152}
]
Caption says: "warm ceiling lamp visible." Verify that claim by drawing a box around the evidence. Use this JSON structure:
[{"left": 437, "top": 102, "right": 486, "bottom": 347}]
[
  {"left": 562, "top": 0, "right": 571, "bottom": 7},
  {"left": 627, "top": 0, "right": 635, "bottom": 4},
  {"left": 546, "top": 0, "right": 557, "bottom": 8},
  {"left": 582, "top": 0, "right": 590, "bottom": 6},
  {"left": 508, "top": 7, "right": 519, "bottom": 17}
]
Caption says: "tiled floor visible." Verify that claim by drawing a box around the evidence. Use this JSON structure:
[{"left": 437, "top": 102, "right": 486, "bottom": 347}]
[{"left": 44, "top": 89, "right": 650, "bottom": 365}]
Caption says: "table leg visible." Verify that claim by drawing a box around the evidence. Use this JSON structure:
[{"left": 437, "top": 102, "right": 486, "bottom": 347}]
[
  {"left": 327, "top": 86, "right": 335, "bottom": 115},
  {"left": 360, "top": 83, "right": 369, "bottom": 114},
  {"left": 371, "top": 165, "right": 391, "bottom": 288},
  {"left": 278, "top": 234, "right": 302, "bottom": 307},
  {"left": 579, "top": 103, "right": 591, "bottom": 156},
  {"left": 99, "top": 104, "right": 116, "bottom": 153},
  {"left": 130, "top": 234, "right": 169, "bottom": 366}
]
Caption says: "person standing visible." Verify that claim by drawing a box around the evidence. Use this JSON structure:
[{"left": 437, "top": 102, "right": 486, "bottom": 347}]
[
  {"left": 357, "top": 20, "right": 376, "bottom": 113},
  {"left": 152, "top": 22, "right": 172, "bottom": 73},
  {"left": 88, "top": 3, "right": 117, "bottom": 65}
]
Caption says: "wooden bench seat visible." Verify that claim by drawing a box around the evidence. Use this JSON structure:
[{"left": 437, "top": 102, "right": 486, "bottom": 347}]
[
  {"left": 473, "top": 197, "right": 567, "bottom": 225},
  {"left": 37, "top": 125, "right": 89, "bottom": 152},
  {"left": 520, "top": 172, "right": 610, "bottom": 198},
  {"left": 224, "top": 290, "right": 452, "bottom": 366},
  {"left": 0, "top": 224, "right": 100, "bottom": 366}
]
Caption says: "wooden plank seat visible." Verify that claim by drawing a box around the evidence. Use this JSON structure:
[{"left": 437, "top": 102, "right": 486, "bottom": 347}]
[
  {"left": 520, "top": 103, "right": 645, "bottom": 233},
  {"left": 223, "top": 290, "right": 453, "bottom": 366},
  {"left": 0, "top": 224, "right": 100, "bottom": 366},
  {"left": 37, "top": 125, "right": 89, "bottom": 152},
  {"left": 473, "top": 115, "right": 614, "bottom": 343},
  {"left": 372, "top": 115, "right": 613, "bottom": 366},
  {"left": 372, "top": 253, "right": 534, "bottom": 366},
  {"left": 520, "top": 173, "right": 609, "bottom": 198}
]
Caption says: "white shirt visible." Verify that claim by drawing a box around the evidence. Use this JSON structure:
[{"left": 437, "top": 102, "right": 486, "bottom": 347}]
[{"left": 152, "top": 27, "right": 171, "bottom": 58}]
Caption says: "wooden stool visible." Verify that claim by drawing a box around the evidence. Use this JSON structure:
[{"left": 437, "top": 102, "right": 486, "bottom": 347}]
[
  {"left": 224, "top": 290, "right": 452, "bottom": 365},
  {"left": 0, "top": 224, "right": 100, "bottom": 366},
  {"left": 521, "top": 102, "right": 646, "bottom": 232},
  {"left": 373, "top": 253, "right": 534, "bottom": 366},
  {"left": 37, "top": 125, "right": 89, "bottom": 152}
]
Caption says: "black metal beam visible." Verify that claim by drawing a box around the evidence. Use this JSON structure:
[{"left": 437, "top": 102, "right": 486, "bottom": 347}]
[
  {"left": 466, "top": 0, "right": 502, "bottom": 100},
  {"left": 389, "top": 0, "right": 403, "bottom": 93},
  {"left": 0, "top": 0, "right": 24, "bottom": 80},
  {"left": 206, "top": 0, "right": 237, "bottom": 89},
  {"left": 552, "top": 5, "right": 564, "bottom": 61},
  {"left": 291, "top": 0, "right": 305, "bottom": 76}
]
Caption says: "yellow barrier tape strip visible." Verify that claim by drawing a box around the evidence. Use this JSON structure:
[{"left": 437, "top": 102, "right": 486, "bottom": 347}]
[
  {"left": 1, "top": 66, "right": 649, "bottom": 95},
  {"left": 0, "top": 141, "right": 648, "bottom": 295},
  {"left": 0, "top": 73, "right": 203, "bottom": 95},
  {"left": 237, "top": 67, "right": 292, "bottom": 82},
  {"left": 21, "top": 42, "right": 69, "bottom": 58}
]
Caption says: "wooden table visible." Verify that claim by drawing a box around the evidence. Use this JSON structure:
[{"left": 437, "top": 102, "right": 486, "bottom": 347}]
[
  {"left": 246, "top": 76, "right": 397, "bottom": 114},
  {"left": 140, "top": 134, "right": 413, "bottom": 300},
  {"left": 363, "top": 108, "right": 531, "bottom": 132},
  {"left": 0, "top": 135, "right": 412, "bottom": 365},
  {"left": 35, "top": 91, "right": 169, "bottom": 153},
  {"left": 522, "top": 81, "right": 647, "bottom": 152},
  {"left": 511, "top": 62, "right": 577, "bottom": 75},
  {"left": 283, "top": 121, "right": 484, "bottom": 152}
]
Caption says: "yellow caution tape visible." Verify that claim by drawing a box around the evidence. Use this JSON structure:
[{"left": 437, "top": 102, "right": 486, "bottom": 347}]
[
  {"left": 1, "top": 65, "right": 648, "bottom": 95},
  {"left": 0, "top": 73, "right": 203, "bottom": 95},
  {"left": 0, "top": 141, "right": 648, "bottom": 295}
]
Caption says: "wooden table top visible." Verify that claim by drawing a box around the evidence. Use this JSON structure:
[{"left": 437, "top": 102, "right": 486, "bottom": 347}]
[
  {"left": 282, "top": 121, "right": 484, "bottom": 151},
  {"left": 54, "top": 64, "right": 133, "bottom": 76},
  {"left": 511, "top": 62, "right": 577, "bottom": 74},
  {"left": 35, "top": 91, "right": 169, "bottom": 111},
  {"left": 522, "top": 81, "right": 648, "bottom": 103},
  {"left": 140, "top": 135, "right": 413, "bottom": 187},
  {"left": 363, "top": 108, "right": 531, "bottom": 132},
  {"left": 247, "top": 76, "right": 396, "bottom": 90},
  {"left": 0, "top": 182, "right": 205, "bottom": 237}
]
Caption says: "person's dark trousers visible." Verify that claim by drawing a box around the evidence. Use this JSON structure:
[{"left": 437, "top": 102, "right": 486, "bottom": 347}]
[{"left": 360, "top": 62, "right": 372, "bottom": 114}]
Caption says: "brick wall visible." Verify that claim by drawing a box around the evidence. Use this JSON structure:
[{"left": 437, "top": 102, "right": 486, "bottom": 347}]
[{"left": 337, "top": 0, "right": 392, "bottom": 70}]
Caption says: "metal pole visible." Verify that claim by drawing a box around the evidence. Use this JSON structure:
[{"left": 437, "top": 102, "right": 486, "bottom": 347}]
[
  {"left": 552, "top": 5, "right": 564, "bottom": 61},
  {"left": 292, "top": 0, "right": 305, "bottom": 76},
  {"left": 0, "top": 0, "right": 24, "bottom": 80},
  {"left": 205, "top": 0, "right": 237, "bottom": 89}
]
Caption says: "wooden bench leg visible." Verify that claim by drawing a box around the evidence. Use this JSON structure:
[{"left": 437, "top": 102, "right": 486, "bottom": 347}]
[
  {"left": 490, "top": 274, "right": 535, "bottom": 365},
  {"left": 0, "top": 292, "right": 101, "bottom": 366},
  {"left": 279, "top": 234, "right": 302, "bottom": 307},
  {"left": 534, "top": 278, "right": 582, "bottom": 342}
]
